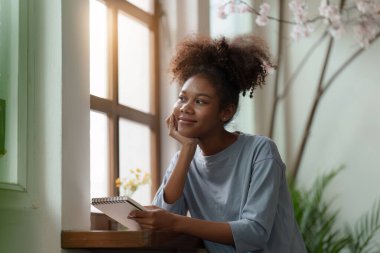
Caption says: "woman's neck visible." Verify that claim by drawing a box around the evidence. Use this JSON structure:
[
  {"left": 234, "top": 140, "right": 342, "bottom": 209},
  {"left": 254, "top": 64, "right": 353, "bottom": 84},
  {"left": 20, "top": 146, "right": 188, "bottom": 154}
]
[{"left": 198, "top": 130, "right": 239, "bottom": 156}]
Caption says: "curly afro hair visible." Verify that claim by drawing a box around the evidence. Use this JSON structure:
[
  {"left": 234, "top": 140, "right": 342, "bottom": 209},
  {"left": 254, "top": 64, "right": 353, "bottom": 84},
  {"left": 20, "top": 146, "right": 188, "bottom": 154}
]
[{"left": 169, "top": 33, "right": 275, "bottom": 109}]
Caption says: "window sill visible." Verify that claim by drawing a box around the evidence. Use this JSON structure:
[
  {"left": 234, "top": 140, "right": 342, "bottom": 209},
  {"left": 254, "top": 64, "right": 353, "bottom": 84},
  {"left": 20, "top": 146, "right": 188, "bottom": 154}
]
[{"left": 61, "top": 230, "right": 206, "bottom": 252}]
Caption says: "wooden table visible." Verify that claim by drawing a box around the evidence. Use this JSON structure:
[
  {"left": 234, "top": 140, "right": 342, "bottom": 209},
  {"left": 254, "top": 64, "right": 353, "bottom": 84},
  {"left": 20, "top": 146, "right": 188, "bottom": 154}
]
[{"left": 61, "top": 230, "right": 207, "bottom": 253}]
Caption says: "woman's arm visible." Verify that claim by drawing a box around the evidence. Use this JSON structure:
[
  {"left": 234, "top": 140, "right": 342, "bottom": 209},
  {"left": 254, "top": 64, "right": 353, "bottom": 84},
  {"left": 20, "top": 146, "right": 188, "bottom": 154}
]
[
  {"left": 163, "top": 114, "right": 198, "bottom": 204},
  {"left": 176, "top": 214, "right": 234, "bottom": 244},
  {"left": 163, "top": 143, "right": 197, "bottom": 203},
  {"left": 129, "top": 207, "right": 234, "bottom": 245}
]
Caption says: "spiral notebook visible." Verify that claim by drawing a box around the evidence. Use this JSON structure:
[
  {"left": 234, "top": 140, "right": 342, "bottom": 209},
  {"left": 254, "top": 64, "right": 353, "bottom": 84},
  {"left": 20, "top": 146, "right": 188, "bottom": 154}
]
[{"left": 92, "top": 196, "right": 146, "bottom": 230}]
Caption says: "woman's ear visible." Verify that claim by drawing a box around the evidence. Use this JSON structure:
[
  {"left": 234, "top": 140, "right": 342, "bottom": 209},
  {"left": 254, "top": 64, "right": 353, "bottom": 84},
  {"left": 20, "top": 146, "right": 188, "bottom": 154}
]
[{"left": 220, "top": 104, "right": 236, "bottom": 122}]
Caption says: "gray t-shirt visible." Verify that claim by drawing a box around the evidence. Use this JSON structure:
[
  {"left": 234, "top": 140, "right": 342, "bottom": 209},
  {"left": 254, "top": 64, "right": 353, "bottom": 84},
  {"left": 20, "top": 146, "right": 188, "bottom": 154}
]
[{"left": 153, "top": 133, "right": 307, "bottom": 253}]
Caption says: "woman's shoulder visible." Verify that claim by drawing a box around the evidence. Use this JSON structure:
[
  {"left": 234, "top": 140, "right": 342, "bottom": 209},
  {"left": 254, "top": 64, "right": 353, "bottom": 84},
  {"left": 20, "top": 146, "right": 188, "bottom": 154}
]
[
  {"left": 238, "top": 132, "right": 276, "bottom": 147},
  {"left": 238, "top": 132, "right": 282, "bottom": 162}
]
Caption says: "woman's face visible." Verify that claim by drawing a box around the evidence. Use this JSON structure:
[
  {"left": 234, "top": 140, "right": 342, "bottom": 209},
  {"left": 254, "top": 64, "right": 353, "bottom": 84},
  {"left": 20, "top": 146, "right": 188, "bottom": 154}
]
[{"left": 172, "top": 74, "right": 228, "bottom": 139}]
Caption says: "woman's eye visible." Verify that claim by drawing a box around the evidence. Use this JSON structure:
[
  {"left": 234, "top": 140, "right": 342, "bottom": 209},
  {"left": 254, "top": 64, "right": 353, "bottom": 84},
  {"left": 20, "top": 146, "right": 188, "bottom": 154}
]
[
  {"left": 178, "top": 96, "right": 185, "bottom": 102},
  {"left": 195, "top": 99, "right": 205, "bottom": 105}
]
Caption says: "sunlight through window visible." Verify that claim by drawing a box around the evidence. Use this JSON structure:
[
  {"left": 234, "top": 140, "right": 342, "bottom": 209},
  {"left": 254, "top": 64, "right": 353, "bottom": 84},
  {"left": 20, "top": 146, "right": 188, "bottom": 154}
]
[
  {"left": 90, "top": 0, "right": 108, "bottom": 99},
  {"left": 118, "top": 12, "right": 151, "bottom": 113},
  {"left": 127, "top": 0, "right": 154, "bottom": 14},
  {"left": 90, "top": 111, "right": 109, "bottom": 211}
]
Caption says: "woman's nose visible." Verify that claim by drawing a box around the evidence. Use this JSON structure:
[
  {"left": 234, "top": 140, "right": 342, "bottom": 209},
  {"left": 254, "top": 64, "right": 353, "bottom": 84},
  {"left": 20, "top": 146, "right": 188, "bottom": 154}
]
[{"left": 180, "top": 101, "right": 192, "bottom": 113}]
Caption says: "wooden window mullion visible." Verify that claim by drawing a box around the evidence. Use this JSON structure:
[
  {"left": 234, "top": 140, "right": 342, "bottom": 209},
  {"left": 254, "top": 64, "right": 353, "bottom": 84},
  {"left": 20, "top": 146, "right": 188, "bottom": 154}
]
[
  {"left": 150, "top": 0, "right": 161, "bottom": 195},
  {"left": 91, "top": 0, "right": 160, "bottom": 200}
]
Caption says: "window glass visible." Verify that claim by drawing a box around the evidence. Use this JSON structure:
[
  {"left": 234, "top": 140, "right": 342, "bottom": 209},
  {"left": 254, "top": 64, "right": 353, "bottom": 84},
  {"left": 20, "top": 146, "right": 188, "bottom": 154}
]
[
  {"left": 119, "top": 118, "right": 151, "bottom": 205},
  {"left": 118, "top": 12, "right": 151, "bottom": 113},
  {"left": 90, "top": 111, "right": 110, "bottom": 203},
  {"left": 127, "top": 0, "right": 154, "bottom": 14},
  {"left": 0, "top": 0, "right": 22, "bottom": 185},
  {"left": 90, "top": 0, "right": 109, "bottom": 99}
]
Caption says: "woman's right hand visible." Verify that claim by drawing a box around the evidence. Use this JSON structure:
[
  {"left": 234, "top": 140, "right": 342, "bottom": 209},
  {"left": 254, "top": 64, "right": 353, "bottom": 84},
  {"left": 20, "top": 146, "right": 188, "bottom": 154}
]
[
  {"left": 166, "top": 114, "right": 198, "bottom": 146},
  {"left": 163, "top": 114, "right": 198, "bottom": 204}
]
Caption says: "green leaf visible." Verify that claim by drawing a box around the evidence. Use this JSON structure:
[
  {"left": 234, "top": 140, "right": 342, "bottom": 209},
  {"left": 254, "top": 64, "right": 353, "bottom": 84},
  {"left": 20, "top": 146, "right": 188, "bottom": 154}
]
[
  {"left": 290, "top": 166, "right": 349, "bottom": 253},
  {"left": 347, "top": 199, "right": 380, "bottom": 253}
]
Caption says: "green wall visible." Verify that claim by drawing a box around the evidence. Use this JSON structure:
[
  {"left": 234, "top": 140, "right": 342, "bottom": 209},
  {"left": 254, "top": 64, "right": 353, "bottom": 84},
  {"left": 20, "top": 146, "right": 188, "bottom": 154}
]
[{"left": 0, "top": 0, "right": 64, "bottom": 252}]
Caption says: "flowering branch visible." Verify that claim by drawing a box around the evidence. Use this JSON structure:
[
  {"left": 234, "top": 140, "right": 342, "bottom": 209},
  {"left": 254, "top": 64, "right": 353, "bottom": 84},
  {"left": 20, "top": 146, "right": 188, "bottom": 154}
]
[
  {"left": 219, "top": 0, "right": 380, "bottom": 181},
  {"left": 219, "top": 0, "right": 380, "bottom": 43}
]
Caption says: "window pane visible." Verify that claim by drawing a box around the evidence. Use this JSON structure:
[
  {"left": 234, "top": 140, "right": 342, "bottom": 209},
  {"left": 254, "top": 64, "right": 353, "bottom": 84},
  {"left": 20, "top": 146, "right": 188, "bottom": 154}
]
[
  {"left": 90, "top": 0, "right": 108, "bottom": 98},
  {"left": 0, "top": 0, "right": 26, "bottom": 187},
  {"left": 0, "top": 0, "right": 19, "bottom": 183},
  {"left": 118, "top": 12, "right": 151, "bottom": 113},
  {"left": 90, "top": 111, "right": 110, "bottom": 204},
  {"left": 127, "top": 0, "right": 154, "bottom": 14},
  {"left": 119, "top": 118, "right": 151, "bottom": 205}
]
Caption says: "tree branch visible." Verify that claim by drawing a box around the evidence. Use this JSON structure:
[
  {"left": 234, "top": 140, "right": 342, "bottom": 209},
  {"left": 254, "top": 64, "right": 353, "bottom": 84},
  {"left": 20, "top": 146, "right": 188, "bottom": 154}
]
[
  {"left": 291, "top": 37, "right": 335, "bottom": 182},
  {"left": 323, "top": 32, "right": 380, "bottom": 93},
  {"left": 268, "top": 0, "right": 285, "bottom": 138},
  {"left": 279, "top": 31, "right": 329, "bottom": 100},
  {"left": 290, "top": 0, "right": 348, "bottom": 182}
]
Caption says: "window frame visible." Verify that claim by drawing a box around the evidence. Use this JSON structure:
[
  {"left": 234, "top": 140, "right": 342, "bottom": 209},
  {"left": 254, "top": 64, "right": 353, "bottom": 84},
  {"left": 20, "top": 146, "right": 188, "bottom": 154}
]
[
  {"left": 90, "top": 0, "right": 160, "bottom": 198},
  {"left": 0, "top": 0, "right": 29, "bottom": 193}
]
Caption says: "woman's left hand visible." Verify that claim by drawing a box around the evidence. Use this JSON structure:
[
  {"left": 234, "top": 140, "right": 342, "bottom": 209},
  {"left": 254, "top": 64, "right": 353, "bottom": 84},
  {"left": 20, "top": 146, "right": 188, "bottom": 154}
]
[{"left": 128, "top": 206, "right": 178, "bottom": 231}]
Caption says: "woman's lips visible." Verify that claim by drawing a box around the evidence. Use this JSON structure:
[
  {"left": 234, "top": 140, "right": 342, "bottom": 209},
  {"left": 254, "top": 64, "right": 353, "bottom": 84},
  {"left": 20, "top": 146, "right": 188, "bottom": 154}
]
[{"left": 178, "top": 117, "right": 197, "bottom": 125}]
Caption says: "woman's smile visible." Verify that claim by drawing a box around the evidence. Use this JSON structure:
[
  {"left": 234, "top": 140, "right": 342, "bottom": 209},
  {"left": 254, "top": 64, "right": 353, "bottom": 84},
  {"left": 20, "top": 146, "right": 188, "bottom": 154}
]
[
  {"left": 178, "top": 116, "right": 197, "bottom": 125},
  {"left": 172, "top": 74, "right": 227, "bottom": 139}
]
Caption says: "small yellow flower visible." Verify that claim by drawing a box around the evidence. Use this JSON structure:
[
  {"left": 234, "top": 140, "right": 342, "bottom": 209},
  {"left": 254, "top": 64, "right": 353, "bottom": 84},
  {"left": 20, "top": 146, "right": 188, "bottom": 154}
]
[
  {"left": 115, "top": 168, "right": 151, "bottom": 196},
  {"left": 115, "top": 178, "right": 122, "bottom": 188}
]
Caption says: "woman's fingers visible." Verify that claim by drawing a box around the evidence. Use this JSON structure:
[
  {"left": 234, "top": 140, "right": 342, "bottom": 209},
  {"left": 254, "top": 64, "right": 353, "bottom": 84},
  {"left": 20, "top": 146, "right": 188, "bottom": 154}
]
[
  {"left": 145, "top": 205, "right": 160, "bottom": 210},
  {"left": 165, "top": 114, "right": 172, "bottom": 126},
  {"left": 129, "top": 209, "right": 175, "bottom": 231},
  {"left": 166, "top": 114, "right": 178, "bottom": 138}
]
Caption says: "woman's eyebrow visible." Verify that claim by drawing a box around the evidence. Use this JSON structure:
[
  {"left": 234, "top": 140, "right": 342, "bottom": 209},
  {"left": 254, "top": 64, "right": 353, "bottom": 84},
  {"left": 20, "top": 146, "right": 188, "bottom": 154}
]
[{"left": 196, "top": 93, "right": 213, "bottom": 98}]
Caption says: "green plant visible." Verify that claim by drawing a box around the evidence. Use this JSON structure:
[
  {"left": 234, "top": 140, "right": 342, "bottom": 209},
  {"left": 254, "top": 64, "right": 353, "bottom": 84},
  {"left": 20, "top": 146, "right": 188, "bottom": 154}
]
[
  {"left": 346, "top": 200, "right": 380, "bottom": 253},
  {"left": 290, "top": 167, "right": 380, "bottom": 253}
]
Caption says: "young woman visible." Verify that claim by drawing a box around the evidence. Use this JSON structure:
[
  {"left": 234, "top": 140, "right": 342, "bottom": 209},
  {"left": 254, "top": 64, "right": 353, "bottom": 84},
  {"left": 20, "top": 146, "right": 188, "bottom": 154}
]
[{"left": 128, "top": 34, "right": 307, "bottom": 253}]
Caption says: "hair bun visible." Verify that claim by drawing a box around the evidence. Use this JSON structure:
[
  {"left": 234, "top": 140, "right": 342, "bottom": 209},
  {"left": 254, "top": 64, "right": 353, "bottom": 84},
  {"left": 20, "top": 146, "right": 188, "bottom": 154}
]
[
  {"left": 169, "top": 33, "right": 275, "bottom": 99},
  {"left": 215, "top": 37, "right": 230, "bottom": 66}
]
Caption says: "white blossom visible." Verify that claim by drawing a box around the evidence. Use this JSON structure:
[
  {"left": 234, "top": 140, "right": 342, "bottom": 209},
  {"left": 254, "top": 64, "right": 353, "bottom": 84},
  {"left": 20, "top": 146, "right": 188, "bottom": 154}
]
[
  {"left": 354, "top": 16, "right": 378, "bottom": 47},
  {"left": 216, "top": 0, "right": 380, "bottom": 46},
  {"left": 217, "top": 5, "right": 228, "bottom": 19},
  {"left": 355, "top": 0, "right": 373, "bottom": 13},
  {"left": 255, "top": 3, "right": 271, "bottom": 26},
  {"left": 329, "top": 24, "right": 346, "bottom": 38},
  {"left": 355, "top": 0, "right": 380, "bottom": 14},
  {"left": 291, "top": 23, "right": 314, "bottom": 40},
  {"left": 289, "top": 0, "right": 309, "bottom": 23}
]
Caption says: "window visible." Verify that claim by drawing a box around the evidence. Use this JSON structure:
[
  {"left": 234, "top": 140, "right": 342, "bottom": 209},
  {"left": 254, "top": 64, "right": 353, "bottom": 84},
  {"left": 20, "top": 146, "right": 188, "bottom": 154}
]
[
  {"left": 89, "top": 0, "right": 159, "bottom": 207},
  {"left": 0, "top": 0, "right": 28, "bottom": 192}
]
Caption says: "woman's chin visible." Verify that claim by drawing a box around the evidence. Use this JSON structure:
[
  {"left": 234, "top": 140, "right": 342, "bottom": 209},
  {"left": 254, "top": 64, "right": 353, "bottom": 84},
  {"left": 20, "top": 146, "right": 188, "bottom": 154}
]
[{"left": 177, "top": 129, "right": 198, "bottom": 139}]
